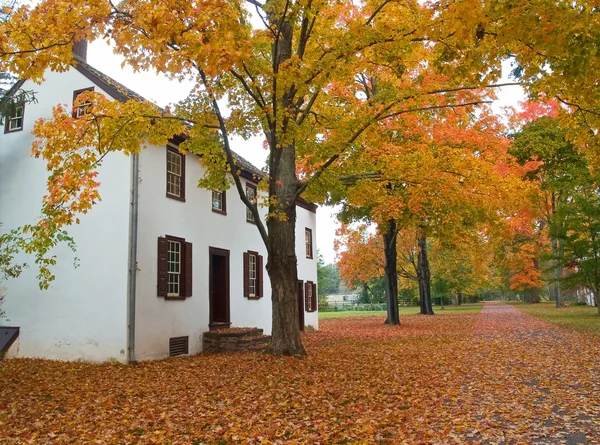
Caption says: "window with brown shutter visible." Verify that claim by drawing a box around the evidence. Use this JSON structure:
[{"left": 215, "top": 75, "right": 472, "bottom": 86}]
[
  {"left": 157, "top": 235, "right": 192, "bottom": 299},
  {"left": 305, "top": 281, "right": 317, "bottom": 312},
  {"left": 72, "top": 87, "right": 94, "bottom": 118},
  {"left": 166, "top": 145, "right": 185, "bottom": 201},
  {"left": 305, "top": 228, "right": 313, "bottom": 259},
  {"left": 243, "top": 250, "right": 263, "bottom": 299}
]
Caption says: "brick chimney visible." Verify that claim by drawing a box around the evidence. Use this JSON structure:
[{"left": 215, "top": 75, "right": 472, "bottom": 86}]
[{"left": 72, "top": 39, "right": 88, "bottom": 62}]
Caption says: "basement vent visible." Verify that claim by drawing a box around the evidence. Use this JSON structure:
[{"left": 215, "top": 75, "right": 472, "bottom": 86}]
[{"left": 169, "top": 336, "right": 189, "bottom": 357}]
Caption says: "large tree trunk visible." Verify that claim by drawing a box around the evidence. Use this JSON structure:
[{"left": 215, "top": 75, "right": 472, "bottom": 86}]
[
  {"left": 418, "top": 236, "right": 434, "bottom": 315},
  {"left": 383, "top": 219, "right": 400, "bottom": 325},
  {"left": 457, "top": 291, "right": 462, "bottom": 305},
  {"left": 262, "top": 16, "right": 307, "bottom": 356},
  {"left": 266, "top": 191, "right": 306, "bottom": 357}
]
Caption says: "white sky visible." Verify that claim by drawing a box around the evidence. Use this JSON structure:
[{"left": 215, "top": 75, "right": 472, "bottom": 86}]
[{"left": 86, "top": 41, "right": 525, "bottom": 265}]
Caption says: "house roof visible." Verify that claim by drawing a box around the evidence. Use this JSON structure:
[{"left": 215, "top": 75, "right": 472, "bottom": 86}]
[
  {"left": 8, "top": 56, "right": 315, "bottom": 212},
  {"left": 74, "top": 58, "right": 264, "bottom": 179}
]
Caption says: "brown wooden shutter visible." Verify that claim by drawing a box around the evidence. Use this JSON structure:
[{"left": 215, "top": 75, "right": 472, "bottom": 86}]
[
  {"left": 243, "top": 252, "right": 249, "bottom": 297},
  {"left": 180, "top": 151, "right": 186, "bottom": 200},
  {"left": 305, "top": 281, "right": 310, "bottom": 311},
  {"left": 222, "top": 190, "right": 227, "bottom": 214},
  {"left": 312, "top": 282, "right": 317, "bottom": 312},
  {"left": 157, "top": 237, "right": 168, "bottom": 297},
  {"left": 257, "top": 255, "right": 263, "bottom": 298},
  {"left": 183, "top": 241, "right": 193, "bottom": 297}
]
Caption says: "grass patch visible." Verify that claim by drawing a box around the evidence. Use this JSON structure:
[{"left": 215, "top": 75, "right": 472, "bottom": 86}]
[
  {"left": 511, "top": 302, "right": 600, "bottom": 335},
  {"left": 319, "top": 303, "right": 482, "bottom": 319}
]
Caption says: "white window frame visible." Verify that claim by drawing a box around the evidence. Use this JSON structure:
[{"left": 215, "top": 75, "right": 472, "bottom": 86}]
[
  {"left": 167, "top": 240, "right": 182, "bottom": 297},
  {"left": 212, "top": 190, "right": 223, "bottom": 211},
  {"left": 246, "top": 184, "right": 256, "bottom": 222},
  {"left": 7, "top": 104, "right": 24, "bottom": 132},
  {"left": 305, "top": 228, "right": 313, "bottom": 258},
  {"left": 249, "top": 253, "right": 257, "bottom": 297},
  {"left": 167, "top": 148, "right": 183, "bottom": 199}
]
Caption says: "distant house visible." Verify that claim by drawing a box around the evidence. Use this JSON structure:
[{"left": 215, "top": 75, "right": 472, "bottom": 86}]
[
  {"left": 326, "top": 293, "right": 360, "bottom": 305},
  {"left": 0, "top": 42, "right": 318, "bottom": 362}
]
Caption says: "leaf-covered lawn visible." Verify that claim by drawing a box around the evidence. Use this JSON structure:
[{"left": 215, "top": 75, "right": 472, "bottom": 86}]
[
  {"left": 2, "top": 303, "right": 600, "bottom": 443},
  {"left": 319, "top": 303, "right": 482, "bottom": 319},
  {"left": 509, "top": 301, "right": 600, "bottom": 335}
]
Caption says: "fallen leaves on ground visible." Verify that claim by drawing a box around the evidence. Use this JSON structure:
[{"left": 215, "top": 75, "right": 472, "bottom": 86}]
[{"left": 2, "top": 303, "right": 600, "bottom": 444}]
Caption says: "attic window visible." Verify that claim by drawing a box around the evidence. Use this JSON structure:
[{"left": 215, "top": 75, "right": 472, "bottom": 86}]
[
  {"left": 4, "top": 103, "right": 24, "bottom": 133},
  {"left": 72, "top": 87, "right": 94, "bottom": 118},
  {"left": 246, "top": 183, "right": 257, "bottom": 223},
  {"left": 166, "top": 145, "right": 185, "bottom": 201}
]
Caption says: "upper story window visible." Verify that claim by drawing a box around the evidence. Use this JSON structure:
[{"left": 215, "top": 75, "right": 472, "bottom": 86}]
[
  {"left": 157, "top": 235, "right": 192, "bottom": 299},
  {"left": 4, "top": 102, "right": 24, "bottom": 133},
  {"left": 72, "top": 87, "right": 94, "bottom": 118},
  {"left": 305, "top": 228, "right": 313, "bottom": 259},
  {"left": 166, "top": 145, "right": 185, "bottom": 201},
  {"left": 212, "top": 190, "right": 226, "bottom": 214},
  {"left": 246, "top": 183, "right": 257, "bottom": 223}
]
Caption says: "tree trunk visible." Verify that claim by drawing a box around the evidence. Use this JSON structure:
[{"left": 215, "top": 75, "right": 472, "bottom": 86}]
[
  {"left": 551, "top": 238, "right": 565, "bottom": 307},
  {"left": 266, "top": 200, "right": 306, "bottom": 356},
  {"left": 457, "top": 291, "right": 462, "bottom": 305},
  {"left": 527, "top": 257, "right": 541, "bottom": 303},
  {"left": 383, "top": 219, "right": 400, "bottom": 325},
  {"left": 529, "top": 286, "right": 540, "bottom": 304},
  {"left": 418, "top": 236, "right": 434, "bottom": 315}
]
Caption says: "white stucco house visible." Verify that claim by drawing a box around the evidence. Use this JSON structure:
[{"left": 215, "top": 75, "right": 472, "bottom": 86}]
[{"left": 0, "top": 42, "right": 318, "bottom": 362}]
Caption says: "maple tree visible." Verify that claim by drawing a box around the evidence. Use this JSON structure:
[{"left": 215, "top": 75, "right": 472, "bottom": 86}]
[
  {"left": 329, "top": 97, "right": 526, "bottom": 316},
  {"left": 509, "top": 104, "right": 592, "bottom": 307},
  {"left": 2, "top": 0, "right": 509, "bottom": 355}
]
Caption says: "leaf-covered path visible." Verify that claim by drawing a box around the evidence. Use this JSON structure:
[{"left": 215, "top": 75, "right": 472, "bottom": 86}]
[{"left": 1, "top": 302, "right": 600, "bottom": 444}]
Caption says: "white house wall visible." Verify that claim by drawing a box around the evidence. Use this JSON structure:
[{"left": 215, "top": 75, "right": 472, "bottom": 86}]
[
  {"left": 134, "top": 147, "right": 318, "bottom": 360},
  {"left": 296, "top": 206, "right": 319, "bottom": 330},
  {"left": 0, "top": 68, "right": 131, "bottom": 361}
]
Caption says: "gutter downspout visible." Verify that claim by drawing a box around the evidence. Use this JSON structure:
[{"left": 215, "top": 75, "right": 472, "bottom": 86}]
[{"left": 127, "top": 153, "right": 140, "bottom": 364}]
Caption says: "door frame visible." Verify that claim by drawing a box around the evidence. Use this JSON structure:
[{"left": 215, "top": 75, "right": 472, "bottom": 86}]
[{"left": 209, "top": 247, "right": 231, "bottom": 329}]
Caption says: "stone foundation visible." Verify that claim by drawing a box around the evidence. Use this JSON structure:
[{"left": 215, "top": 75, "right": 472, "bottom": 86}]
[{"left": 202, "top": 327, "right": 271, "bottom": 353}]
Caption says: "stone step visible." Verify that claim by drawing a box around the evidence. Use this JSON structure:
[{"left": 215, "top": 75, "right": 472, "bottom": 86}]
[{"left": 202, "top": 328, "right": 271, "bottom": 353}]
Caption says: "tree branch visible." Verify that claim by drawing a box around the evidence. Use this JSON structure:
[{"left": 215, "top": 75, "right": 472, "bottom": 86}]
[{"left": 198, "top": 69, "right": 269, "bottom": 247}]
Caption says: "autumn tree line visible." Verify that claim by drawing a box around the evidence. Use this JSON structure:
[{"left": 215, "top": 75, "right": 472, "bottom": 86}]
[
  {"left": 1, "top": 0, "right": 600, "bottom": 354},
  {"left": 334, "top": 100, "right": 600, "bottom": 316}
]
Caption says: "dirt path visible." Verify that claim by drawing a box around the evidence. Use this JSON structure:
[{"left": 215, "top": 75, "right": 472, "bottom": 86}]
[{"left": 462, "top": 302, "right": 600, "bottom": 444}]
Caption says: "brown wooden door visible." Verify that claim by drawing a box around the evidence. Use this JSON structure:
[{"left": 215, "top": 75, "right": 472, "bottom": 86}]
[
  {"left": 209, "top": 247, "right": 230, "bottom": 329},
  {"left": 297, "top": 280, "right": 305, "bottom": 331}
]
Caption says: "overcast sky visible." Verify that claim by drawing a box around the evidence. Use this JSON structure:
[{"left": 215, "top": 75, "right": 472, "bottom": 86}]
[{"left": 86, "top": 40, "right": 525, "bottom": 264}]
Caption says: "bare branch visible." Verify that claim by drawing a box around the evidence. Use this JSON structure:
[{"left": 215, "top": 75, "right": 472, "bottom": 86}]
[{"left": 198, "top": 69, "right": 269, "bottom": 247}]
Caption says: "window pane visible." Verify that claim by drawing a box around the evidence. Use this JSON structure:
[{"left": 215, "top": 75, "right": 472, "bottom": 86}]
[
  {"left": 212, "top": 190, "right": 222, "bottom": 210},
  {"left": 167, "top": 240, "right": 181, "bottom": 296},
  {"left": 8, "top": 106, "right": 23, "bottom": 131},
  {"left": 249, "top": 254, "right": 256, "bottom": 296},
  {"left": 167, "top": 151, "right": 183, "bottom": 198},
  {"left": 246, "top": 186, "right": 255, "bottom": 221}
]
